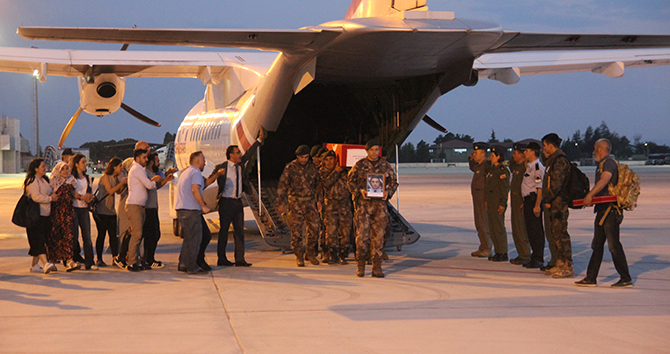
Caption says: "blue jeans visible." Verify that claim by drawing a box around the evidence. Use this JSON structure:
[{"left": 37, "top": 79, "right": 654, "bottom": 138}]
[{"left": 74, "top": 207, "right": 94, "bottom": 267}]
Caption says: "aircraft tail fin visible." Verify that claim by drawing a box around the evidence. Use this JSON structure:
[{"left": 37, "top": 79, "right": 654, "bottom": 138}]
[{"left": 344, "top": 0, "right": 427, "bottom": 19}]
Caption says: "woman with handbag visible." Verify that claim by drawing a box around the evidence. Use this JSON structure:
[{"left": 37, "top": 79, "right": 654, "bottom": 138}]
[
  {"left": 94, "top": 157, "right": 127, "bottom": 267},
  {"left": 48, "top": 161, "right": 80, "bottom": 272},
  {"left": 72, "top": 153, "right": 97, "bottom": 270},
  {"left": 24, "top": 158, "right": 58, "bottom": 274}
]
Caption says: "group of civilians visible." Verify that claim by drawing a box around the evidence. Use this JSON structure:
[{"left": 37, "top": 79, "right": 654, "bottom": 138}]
[{"left": 21, "top": 143, "right": 176, "bottom": 274}]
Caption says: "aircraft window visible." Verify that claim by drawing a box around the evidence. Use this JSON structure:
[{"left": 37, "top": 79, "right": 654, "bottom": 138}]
[{"left": 216, "top": 123, "right": 221, "bottom": 139}]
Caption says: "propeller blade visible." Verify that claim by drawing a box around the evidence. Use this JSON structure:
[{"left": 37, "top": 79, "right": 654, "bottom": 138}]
[
  {"left": 121, "top": 103, "right": 161, "bottom": 127},
  {"left": 58, "top": 107, "right": 83, "bottom": 149},
  {"left": 422, "top": 115, "right": 448, "bottom": 133}
]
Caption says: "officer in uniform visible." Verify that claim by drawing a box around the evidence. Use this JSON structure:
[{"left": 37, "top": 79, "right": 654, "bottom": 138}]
[
  {"left": 521, "top": 142, "right": 546, "bottom": 269},
  {"left": 347, "top": 139, "right": 398, "bottom": 277},
  {"left": 276, "top": 145, "right": 321, "bottom": 267},
  {"left": 541, "top": 133, "right": 574, "bottom": 278},
  {"left": 485, "top": 145, "right": 510, "bottom": 261},
  {"left": 509, "top": 143, "right": 530, "bottom": 265},
  {"left": 317, "top": 150, "right": 352, "bottom": 265},
  {"left": 469, "top": 142, "right": 492, "bottom": 257}
]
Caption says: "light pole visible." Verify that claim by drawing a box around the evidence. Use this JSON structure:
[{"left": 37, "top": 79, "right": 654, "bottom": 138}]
[
  {"left": 32, "top": 69, "right": 40, "bottom": 157},
  {"left": 644, "top": 142, "right": 649, "bottom": 158}
]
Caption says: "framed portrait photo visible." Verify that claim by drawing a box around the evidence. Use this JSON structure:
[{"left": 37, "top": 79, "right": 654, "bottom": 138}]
[{"left": 366, "top": 173, "right": 385, "bottom": 198}]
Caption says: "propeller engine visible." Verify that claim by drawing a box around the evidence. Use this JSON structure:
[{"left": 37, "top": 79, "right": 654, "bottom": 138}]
[{"left": 58, "top": 72, "right": 161, "bottom": 149}]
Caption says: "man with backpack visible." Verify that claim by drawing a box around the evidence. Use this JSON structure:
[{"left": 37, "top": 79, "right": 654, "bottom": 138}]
[
  {"left": 575, "top": 139, "right": 633, "bottom": 288},
  {"left": 541, "top": 133, "right": 574, "bottom": 278}
]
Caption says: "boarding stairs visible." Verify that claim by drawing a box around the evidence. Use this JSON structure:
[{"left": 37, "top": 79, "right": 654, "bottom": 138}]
[{"left": 243, "top": 181, "right": 420, "bottom": 253}]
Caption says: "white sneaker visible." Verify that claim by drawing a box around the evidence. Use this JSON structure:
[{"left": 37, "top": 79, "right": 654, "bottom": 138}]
[
  {"left": 44, "top": 262, "right": 56, "bottom": 274},
  {"left": 30, "top": 264, "right": 44, "bottom": 273},
  {"left": 87, "top": 264, "right": 99, "bottom": 271}
]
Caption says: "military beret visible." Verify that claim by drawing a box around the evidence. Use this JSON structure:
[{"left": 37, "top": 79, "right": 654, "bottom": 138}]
[
  {"left": 310, "top": 145, "right": 322, "bottom": 157},
  {"left": 542, "top": 133, "right": 562, "bottom": 147},
  {"left": 321, "top": 150, "right": 335, "bottom": 158},
  {"left": 61, "top": 148, "right": 74, "bottom": 156},
  {"left": 365, "top": 139, "right": 381, "bottom": 150},
  {"left": 296, "top": 145, "right": 311, "bottom": 156},
  {"left": 473, "top": 142, "right": 489, "bottom": 151},
  {"left": 526, "top": 142, "right": 541, "bottom": 151},
  {"left": 317, "top": 147, "right": 327, "bottom": 157},
  {"left": 513, "top": 142, "right": 527, "bottom": 151}
]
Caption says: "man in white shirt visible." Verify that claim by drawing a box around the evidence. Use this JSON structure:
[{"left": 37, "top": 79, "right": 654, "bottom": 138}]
[
  {"left": 521, "top": 142, "right": 546, "bottom": 269},
  {"left": 125, "top": 148, "right": 161, "bottom": 272},
  {"left": 176, "top": 151, "right": 212, "bottom": 274}
]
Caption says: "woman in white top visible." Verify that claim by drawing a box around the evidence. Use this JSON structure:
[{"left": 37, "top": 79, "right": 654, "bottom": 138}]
[
  {"left": 71, "top": 153, "right": 97, "bottom": 270},
  {"left": 24, "top": 158, "right": 58, "bottom": 274}
]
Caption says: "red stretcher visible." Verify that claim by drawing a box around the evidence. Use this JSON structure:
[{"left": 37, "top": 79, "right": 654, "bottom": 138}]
[{"left": 572, "top": 195, "right": 617, "bottom": 207}]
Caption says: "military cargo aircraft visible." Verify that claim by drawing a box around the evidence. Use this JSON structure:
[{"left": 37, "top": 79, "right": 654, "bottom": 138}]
[{"left": 1, "top": 0, "right": 669, "bottom": 250}]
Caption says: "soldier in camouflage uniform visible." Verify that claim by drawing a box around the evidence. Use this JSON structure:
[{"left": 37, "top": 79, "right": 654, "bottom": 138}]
[
  {"left": 276, "top": 145, "right": 321, "bottom": 267},
  {"left": 509, "top": 143, "right": 530, "bottom": 265},
  {"left": 485, "top": 145, "right": 510, "bottom": 262},
  {"left": 541, "top": 133, "right": 574, "bottom": 278},
  {"left": 317, "top": 150, "right": 352, "bottom": 265},
  {"left": 347, "top": 139, "right": 398, "bottom": 278}
]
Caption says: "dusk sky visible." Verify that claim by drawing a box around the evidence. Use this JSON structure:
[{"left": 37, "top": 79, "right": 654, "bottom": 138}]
[{"left": 1, "top": 0, "right": 668, "bottom": 154}]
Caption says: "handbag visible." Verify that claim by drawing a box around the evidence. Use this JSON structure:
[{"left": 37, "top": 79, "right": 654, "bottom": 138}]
[{"left": 12, "top": 191, "right": 40, "bottom": 228}]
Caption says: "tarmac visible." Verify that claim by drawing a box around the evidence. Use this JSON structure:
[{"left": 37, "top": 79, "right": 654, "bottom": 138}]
[{"left": 1, "top": 166, "right": 669, "bottom": 354}]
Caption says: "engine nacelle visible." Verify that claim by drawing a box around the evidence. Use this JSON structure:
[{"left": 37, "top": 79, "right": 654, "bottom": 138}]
[{"left": 78, "top": 73, "right": 126, "bottom": 116}]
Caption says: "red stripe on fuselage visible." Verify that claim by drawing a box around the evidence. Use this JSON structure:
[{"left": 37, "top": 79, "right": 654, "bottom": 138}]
[{"left": 236, "top": 121, "right": 251, "bottom": 151}]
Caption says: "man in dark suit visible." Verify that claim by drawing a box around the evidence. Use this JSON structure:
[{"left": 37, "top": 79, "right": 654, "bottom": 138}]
[{"left": 209, "top": 131, "right": 263, "bottom": 267}]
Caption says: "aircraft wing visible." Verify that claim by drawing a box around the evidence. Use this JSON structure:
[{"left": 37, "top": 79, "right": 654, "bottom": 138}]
[
  {"left": 17, "top": 27, "right": 342, "bottom": 53},
  {"left": 488, "top": 32, "right": 670, "bottom": 52},
  {"left": 0, "top": 46, "right": 278, "bottom": 78},
  {"left": 474, "top": 48, "right": 670, "bottom": 84}
]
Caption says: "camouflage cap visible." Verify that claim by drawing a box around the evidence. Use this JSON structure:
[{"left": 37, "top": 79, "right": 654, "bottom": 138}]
[
  {"left": 365, "top": 139, "right": 381, "bottom": 150},
  {"left": 473, "top": 142, "right": 489, "bottom": 151},
  {"left": 513, "top": 142, "right": 527, "bottom": 151},
  {"left": 296, "top": 145, "right": 311, "bottom": 156}
]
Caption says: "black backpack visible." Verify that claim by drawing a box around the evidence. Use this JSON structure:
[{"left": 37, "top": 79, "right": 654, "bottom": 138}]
[{"left": 559, "top": 156, "right": 590, "bottom": 209}]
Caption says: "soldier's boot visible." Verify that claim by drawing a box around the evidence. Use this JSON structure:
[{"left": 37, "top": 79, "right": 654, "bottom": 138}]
[
  {"left": 547, "top": 260, "right": 564, "bottom": 275},
  {"left": 371, "top": 255, "right": 385, "bottom": 278},
  {"left": 356, "top": 258, "right": 365, "bottom": 277},
  {"left": 306, "top": 251, "right": 320, "bottom": 266},
  {"left": 327, "top": 247, "right": 338, "bottom": 265},
  {"left": 295, "top": 249, "right": 305, "bottom": 267},
  {"left": 552, "top": 261, "right": 575, "bottom": 278},
  {"left": 381, "top": 249, "right": 389, "bottom": 261},
  {"left": 338, "top": 251, "right": 349, "bottom": 265},
  {"left": 322, "top": 249, "right": 331, "bottom": 264}
]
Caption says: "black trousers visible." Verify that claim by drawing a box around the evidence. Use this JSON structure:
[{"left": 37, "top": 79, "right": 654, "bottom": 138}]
[
  {"left": 94, "top": 213, "right": 118, "bottom": 260},
  {"left": 523, "top": 193, "right": 545, "bottom": 263},
  {"left": 27, "top": 215, "right": 50, "bottom": 256},
  {"left": 199, "top": 215, "right": 212, "bottom": 265},
  {"left": 142, "top": 208, "right": 161, "bottom": 263},
  {"left": 586, "top": 209, "right": 631, "bottom": 282},
  {"left": 217, "top": 198, "right": 246, "bottom": 263}
]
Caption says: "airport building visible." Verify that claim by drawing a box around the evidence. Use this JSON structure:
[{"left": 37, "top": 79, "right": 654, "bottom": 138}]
[{"left": 0, "top": 116, "right": 30, "bottom": 173}]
